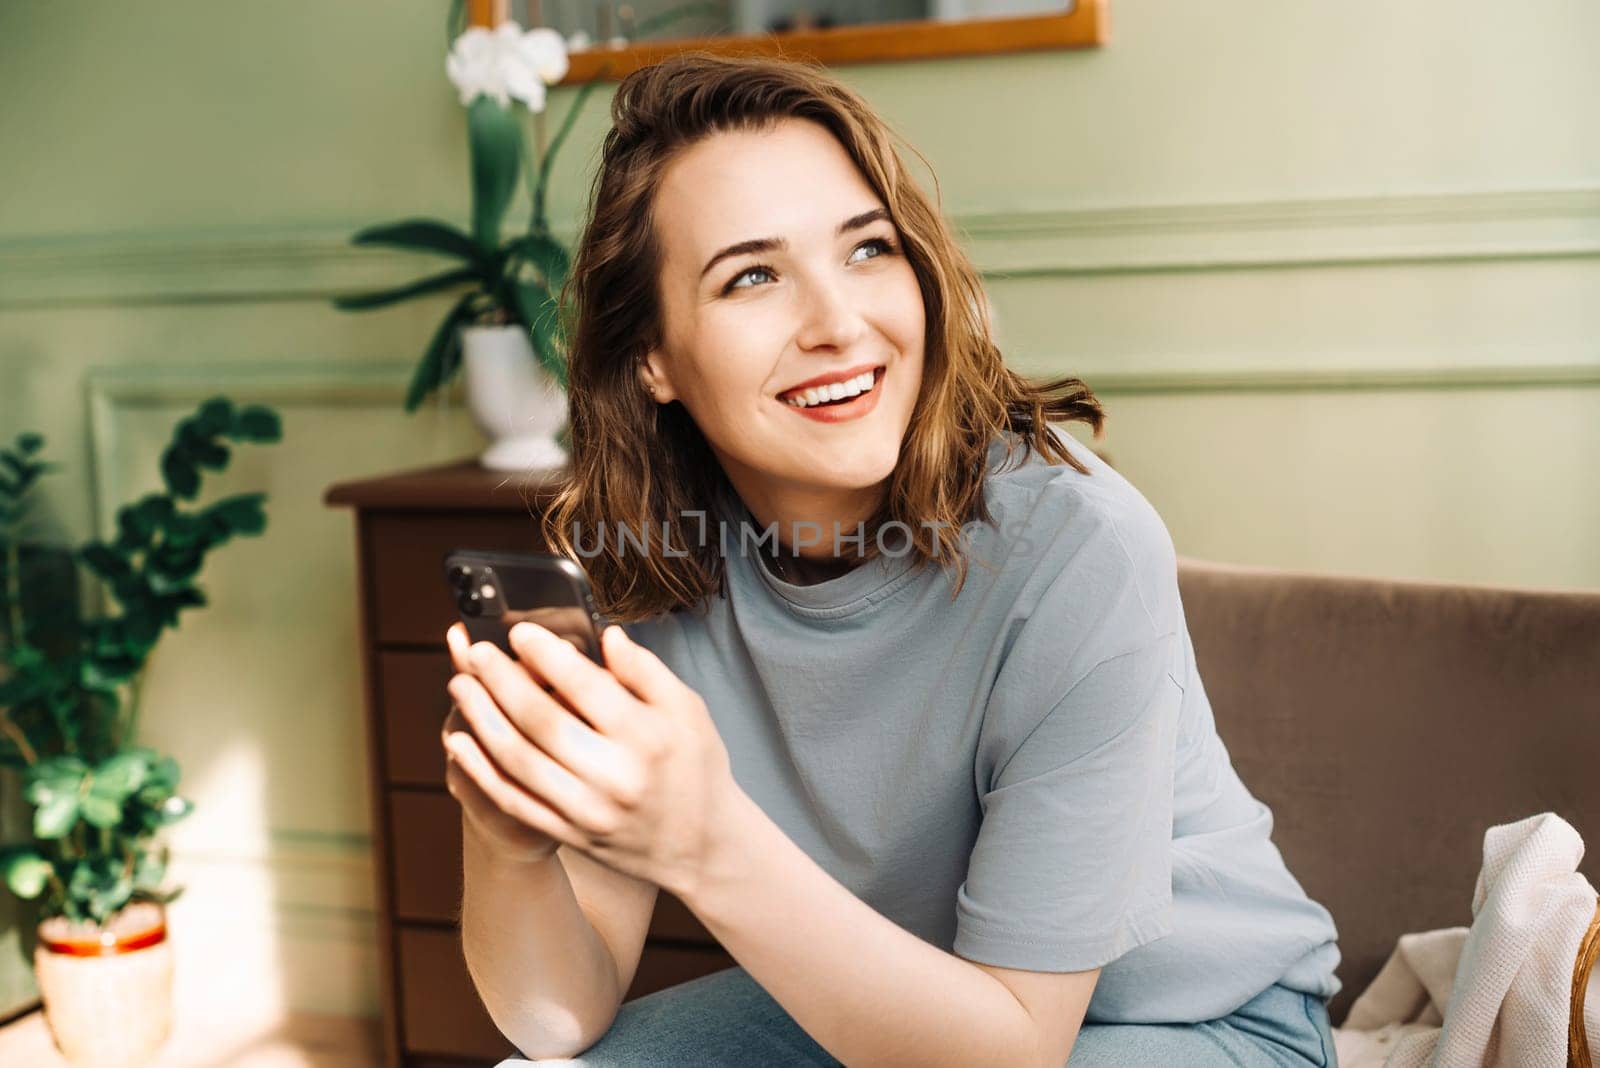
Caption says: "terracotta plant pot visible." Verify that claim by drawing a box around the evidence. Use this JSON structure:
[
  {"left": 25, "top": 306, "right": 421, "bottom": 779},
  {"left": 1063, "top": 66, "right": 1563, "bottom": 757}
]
[{"left": 33, "top": 901, "right": 174, "bottom": 1067}]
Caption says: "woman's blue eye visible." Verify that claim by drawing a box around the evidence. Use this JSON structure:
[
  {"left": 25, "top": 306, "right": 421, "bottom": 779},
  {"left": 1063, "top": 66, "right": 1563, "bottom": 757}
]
[{"left": 722, "top": 237, "right": 897, "bottom": 294}]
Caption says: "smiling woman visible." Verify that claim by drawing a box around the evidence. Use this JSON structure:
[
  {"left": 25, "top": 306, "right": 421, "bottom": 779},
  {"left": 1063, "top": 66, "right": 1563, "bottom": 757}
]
[
  {"left": 447, "top": 51, "right": 1340, "bottom": 1068},
  {"left": 542, "top": 53, "right": 1106, "bottom": 621}
]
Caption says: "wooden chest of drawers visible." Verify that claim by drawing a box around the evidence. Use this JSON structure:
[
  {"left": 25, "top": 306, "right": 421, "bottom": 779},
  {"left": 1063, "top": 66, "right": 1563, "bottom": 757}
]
[{"left": 325, "top": 460, "right": 735, "bottom": 1066}]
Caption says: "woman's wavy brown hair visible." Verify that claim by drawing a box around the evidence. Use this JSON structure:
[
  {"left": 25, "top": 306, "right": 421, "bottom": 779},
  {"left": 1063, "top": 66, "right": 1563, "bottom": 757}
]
[{"left": 537, "top": 50, "right": 1106, "bottom": 622}]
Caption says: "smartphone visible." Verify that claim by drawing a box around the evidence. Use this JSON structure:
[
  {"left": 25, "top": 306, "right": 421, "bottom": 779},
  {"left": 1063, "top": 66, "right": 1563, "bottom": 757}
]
[{"left": 442, "top": 548, "right": 609, "bottom": 666}]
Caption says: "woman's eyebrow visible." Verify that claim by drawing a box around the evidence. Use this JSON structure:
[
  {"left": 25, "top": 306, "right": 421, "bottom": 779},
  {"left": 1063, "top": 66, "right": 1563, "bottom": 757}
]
[{"left": 699, "top": 207, "right": 891, "bottom": 281}]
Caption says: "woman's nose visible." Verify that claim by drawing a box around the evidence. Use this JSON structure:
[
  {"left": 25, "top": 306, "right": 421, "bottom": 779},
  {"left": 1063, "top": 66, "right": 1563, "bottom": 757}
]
[{"left": 794, "top": 278, "right": 866, "bottom": 351}]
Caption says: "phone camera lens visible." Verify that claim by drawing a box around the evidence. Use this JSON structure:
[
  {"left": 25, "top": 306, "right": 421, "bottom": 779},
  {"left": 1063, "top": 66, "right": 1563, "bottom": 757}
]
[
  {"left": 459, "top": 589, "right": 482, "bottom": 617},
  {"left": 447, "top": 564, "right": 471, "bottom": 587}
]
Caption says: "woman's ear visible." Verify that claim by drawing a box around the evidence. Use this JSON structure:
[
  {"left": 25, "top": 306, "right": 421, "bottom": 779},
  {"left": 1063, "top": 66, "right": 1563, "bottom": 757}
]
[{"left": 638, "top": 349, "right": 676, "bottom": 404}]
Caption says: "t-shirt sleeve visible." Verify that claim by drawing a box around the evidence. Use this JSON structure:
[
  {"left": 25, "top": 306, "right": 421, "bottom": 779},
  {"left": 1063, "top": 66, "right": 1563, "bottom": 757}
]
[{"left": 952, "top": 504, "right": 1184, "bottom": 972}]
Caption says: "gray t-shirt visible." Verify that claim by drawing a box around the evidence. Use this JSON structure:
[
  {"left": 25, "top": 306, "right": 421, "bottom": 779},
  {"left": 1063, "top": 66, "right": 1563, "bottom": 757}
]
[{"left": 621, "top": 425, "right": 1341, "bottom": 1023}]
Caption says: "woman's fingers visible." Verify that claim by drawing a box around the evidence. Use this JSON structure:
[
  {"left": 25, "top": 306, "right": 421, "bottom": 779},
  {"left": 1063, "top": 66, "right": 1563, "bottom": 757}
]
[
  {"left": 464, "top": 637, "right": 593, "bottom": 750},
  {"left": 448, "top": 671, "right": 635, "bottom": 823},
  {"left": 502, "top": 623, "right": 643, "bottom": 738},
  {"left": 442, "top": 728, "right": 575, "bottom": 848},
  {"left": 446, "top": 622, "right": 474, "bottom": 675},
  {"left": 599, "top": 625, "right": 690, "bottom": 707}
]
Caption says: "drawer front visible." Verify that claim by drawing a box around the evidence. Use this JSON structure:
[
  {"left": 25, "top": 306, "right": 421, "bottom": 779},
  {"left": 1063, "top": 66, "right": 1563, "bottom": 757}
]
[
  {"left": 395, "top": 924, "right": 519, "bottom": 1061},
  {"left": 389, "top": 787, "right": 722, "bottom": 949},
  {"left": 378, "top": 650, "right": 453, "bottom": 787},
  {"left": 624, "top": 943, "right": 738, "bottom": 1003},
  {"left": 389, "top": 790, "right": 461, "bottom": 923},
  {"left": 368, "top": 512, "right": 548, "bottom": 646}
]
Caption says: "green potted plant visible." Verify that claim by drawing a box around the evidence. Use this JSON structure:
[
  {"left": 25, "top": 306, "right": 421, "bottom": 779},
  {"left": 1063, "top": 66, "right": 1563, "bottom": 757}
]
[
  {"left": 330, "top": 1, "right": 717, "bottom": 471},
  {"left": 0, "top": 396, "right": 281, "bottom": 1067}
]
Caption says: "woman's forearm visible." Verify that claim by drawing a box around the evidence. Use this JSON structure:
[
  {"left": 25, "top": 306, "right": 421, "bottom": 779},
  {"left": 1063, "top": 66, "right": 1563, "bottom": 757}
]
[
  {"left": 459, "top": 817, "right": 622, "bottom": 1059},
  {"left": 676, "top": 789, "right": 1047, "bottom": 1068}
]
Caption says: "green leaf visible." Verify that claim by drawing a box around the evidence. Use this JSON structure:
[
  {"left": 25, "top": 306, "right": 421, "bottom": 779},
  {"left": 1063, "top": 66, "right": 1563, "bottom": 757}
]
[
  {"left": 195, "top": 397, "right": 234, "bottom": 436},
  {"left": 94, "top": 751, "right": 151, "bottom": 799},
  {"left": 349, "top": 218, "right": 485, "bottom": 266},
  {"left": 161, "top": 511, "right": 201, "bottom": 549},
  {"left": 80, "top": 794, "right": 123, "bottom": 828},
  {"left": 512, "top": 230, "right": 571, "bottom": 290},
  {"left": 24, "top": 755, "right": 89, "bottom": 805},
  {"left": 233, "top": 405, "right": 281, "bottom": 442},
  {"left": 34, "top": 794, "right": 79, "bottom": 839},
  {"left": 466, "top": 95, "right": 523, "bottom": 254},
  {"left": 83, "top": 655, "right": 138, "bottom": 691},
  {"left": 1, "top": 848, "right": 52, "bottom": 899},
  {"left": 67, "top": 856, "right": 134, "bottom": 924},
  {"left": 160, "top": 445, "right": 199, "bottom": 499},
  {"left": 119, "top": 495, "right": 174, "bottom": 548},
  {"left": 17, "top": 432, "right": 44, "bottom": 455},
  {"left": 81, "top": 542, "right": 132, "bottom": 581},
  {"left": 205, "top": 493, "right": 267, "bottom": 536},
  {"left": 509, "top": 280, "right": 569, "bottom": 391},
  {"left": 190, "top": 438, "right": 230, "bottom": 471},
  {"left": 332, "top": 266, "right": 481, "bottom": 311},
  {"left": 131, "top": 847, "right": 166, "bottom": 889},
  {"left": 529, "top": 71, "right": 607, "bottom": 230},
  {"left": 141, "top": 755, "right": 179, "bottom": 795},
  {"left": 404, "top": 291, "right": 477, "bottom": 412}
]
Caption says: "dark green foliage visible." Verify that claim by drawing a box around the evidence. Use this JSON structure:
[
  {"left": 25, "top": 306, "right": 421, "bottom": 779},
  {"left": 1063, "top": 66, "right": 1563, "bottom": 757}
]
[{"left": 0, "top": 397, "right": 280, "bottom": 924}]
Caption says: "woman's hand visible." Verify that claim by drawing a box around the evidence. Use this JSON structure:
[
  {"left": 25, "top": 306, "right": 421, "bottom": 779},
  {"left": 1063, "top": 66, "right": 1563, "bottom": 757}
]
[
  {"left": 441, "top": 619, "right": 742, "bottom": 898},
  {"left": 442, "top": 624, "right": 561, "bottom": 864}
]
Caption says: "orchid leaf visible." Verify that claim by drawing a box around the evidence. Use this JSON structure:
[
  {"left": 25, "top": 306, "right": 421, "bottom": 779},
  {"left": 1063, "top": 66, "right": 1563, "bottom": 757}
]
[
  {"left": 333, "top": 266, "right": 481, "bottom": 311},
  {"left": 467, "top": 96, "right": 523, "bottom": 254},
  {"left": 405, "top": 291, "right": 478, "bottom": 412},
  {"left": 508, "top": 279, "right": 568, "bottom": 391},
  {"left": 349, "top": 219, "right": 485, "bottom": 267}
]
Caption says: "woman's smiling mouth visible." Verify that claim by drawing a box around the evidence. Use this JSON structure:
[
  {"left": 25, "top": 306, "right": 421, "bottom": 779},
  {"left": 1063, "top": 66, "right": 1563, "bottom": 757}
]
[{"left": 778, "top": 365, "right": 885, "bottom": 423}]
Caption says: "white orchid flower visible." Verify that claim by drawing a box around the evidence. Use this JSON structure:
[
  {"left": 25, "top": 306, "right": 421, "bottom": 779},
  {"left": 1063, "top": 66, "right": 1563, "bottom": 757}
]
[
  {"left": 520, "top": 27, "right": 571, "bottom": 87},
  {"left": 446, "top": 22, "right": 570, "bottom": 112}
]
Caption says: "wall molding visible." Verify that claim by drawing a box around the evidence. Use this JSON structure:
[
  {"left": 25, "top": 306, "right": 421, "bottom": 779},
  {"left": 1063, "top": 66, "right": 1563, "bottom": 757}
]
[
  {"left": 82, "top": 361, "right": 419, "bottom": 922},
  {"left": 84, "top": 361, "right": 435, "bottom": 542},
  {"left": 4, "top": 185, "right": 1597, "bottom": 308},
  {"left": 1072, "top": 362, "right": 1600, "bottom": 395},
  {"left": 958, "top": 185, "right": 1600, "bottom": 276},
  {"left": 171, "top": 833, "right": 378, "bottom": 935}
]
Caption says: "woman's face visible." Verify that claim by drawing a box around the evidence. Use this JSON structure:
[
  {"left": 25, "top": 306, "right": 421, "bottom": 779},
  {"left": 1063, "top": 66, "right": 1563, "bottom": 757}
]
[{"left": 639, "top": 117, "right": 926, "bottom": 528}]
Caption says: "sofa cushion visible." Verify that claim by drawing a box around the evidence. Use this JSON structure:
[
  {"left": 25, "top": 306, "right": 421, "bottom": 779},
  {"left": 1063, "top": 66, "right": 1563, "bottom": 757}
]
[{"left": 1175, "top": 556, "right": 1600, "bottom": 1026}]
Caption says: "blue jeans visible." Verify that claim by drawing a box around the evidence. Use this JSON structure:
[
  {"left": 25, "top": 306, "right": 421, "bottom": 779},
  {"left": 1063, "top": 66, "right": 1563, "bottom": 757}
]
[{"left": 499, "top": 965, "right": 1336, "bottom": 1066}]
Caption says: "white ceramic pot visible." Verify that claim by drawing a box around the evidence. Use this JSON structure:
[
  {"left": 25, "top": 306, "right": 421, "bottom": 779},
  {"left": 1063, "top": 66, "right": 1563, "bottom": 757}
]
[
  {"left": 33, "top": 901, "right": 173, "bottom": 1068},
  {"left": 460, "top": 323, "right": 569, "bottom": 472}
]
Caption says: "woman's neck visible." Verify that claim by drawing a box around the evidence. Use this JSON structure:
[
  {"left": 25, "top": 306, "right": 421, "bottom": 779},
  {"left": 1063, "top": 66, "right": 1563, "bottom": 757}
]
[{"left": 720, "top": 473, "right": 884, "bottom": 583}]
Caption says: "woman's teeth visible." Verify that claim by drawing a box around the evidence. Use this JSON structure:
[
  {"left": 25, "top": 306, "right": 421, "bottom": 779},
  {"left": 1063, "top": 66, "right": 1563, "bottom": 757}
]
[{"left": 782, "top": 369, "right": 878, "bottom": 408}]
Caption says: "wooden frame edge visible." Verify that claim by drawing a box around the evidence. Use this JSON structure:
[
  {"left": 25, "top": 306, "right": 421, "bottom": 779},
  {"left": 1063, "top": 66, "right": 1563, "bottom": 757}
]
[{"left": 557, "top": 1, "right": 1107, "bottom": 83}]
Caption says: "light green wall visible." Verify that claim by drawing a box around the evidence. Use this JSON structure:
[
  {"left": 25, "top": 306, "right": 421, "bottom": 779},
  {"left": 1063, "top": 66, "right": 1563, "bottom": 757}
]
[{"left": 1, "top": 0, "right": 1595, "bottom": 1018}]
